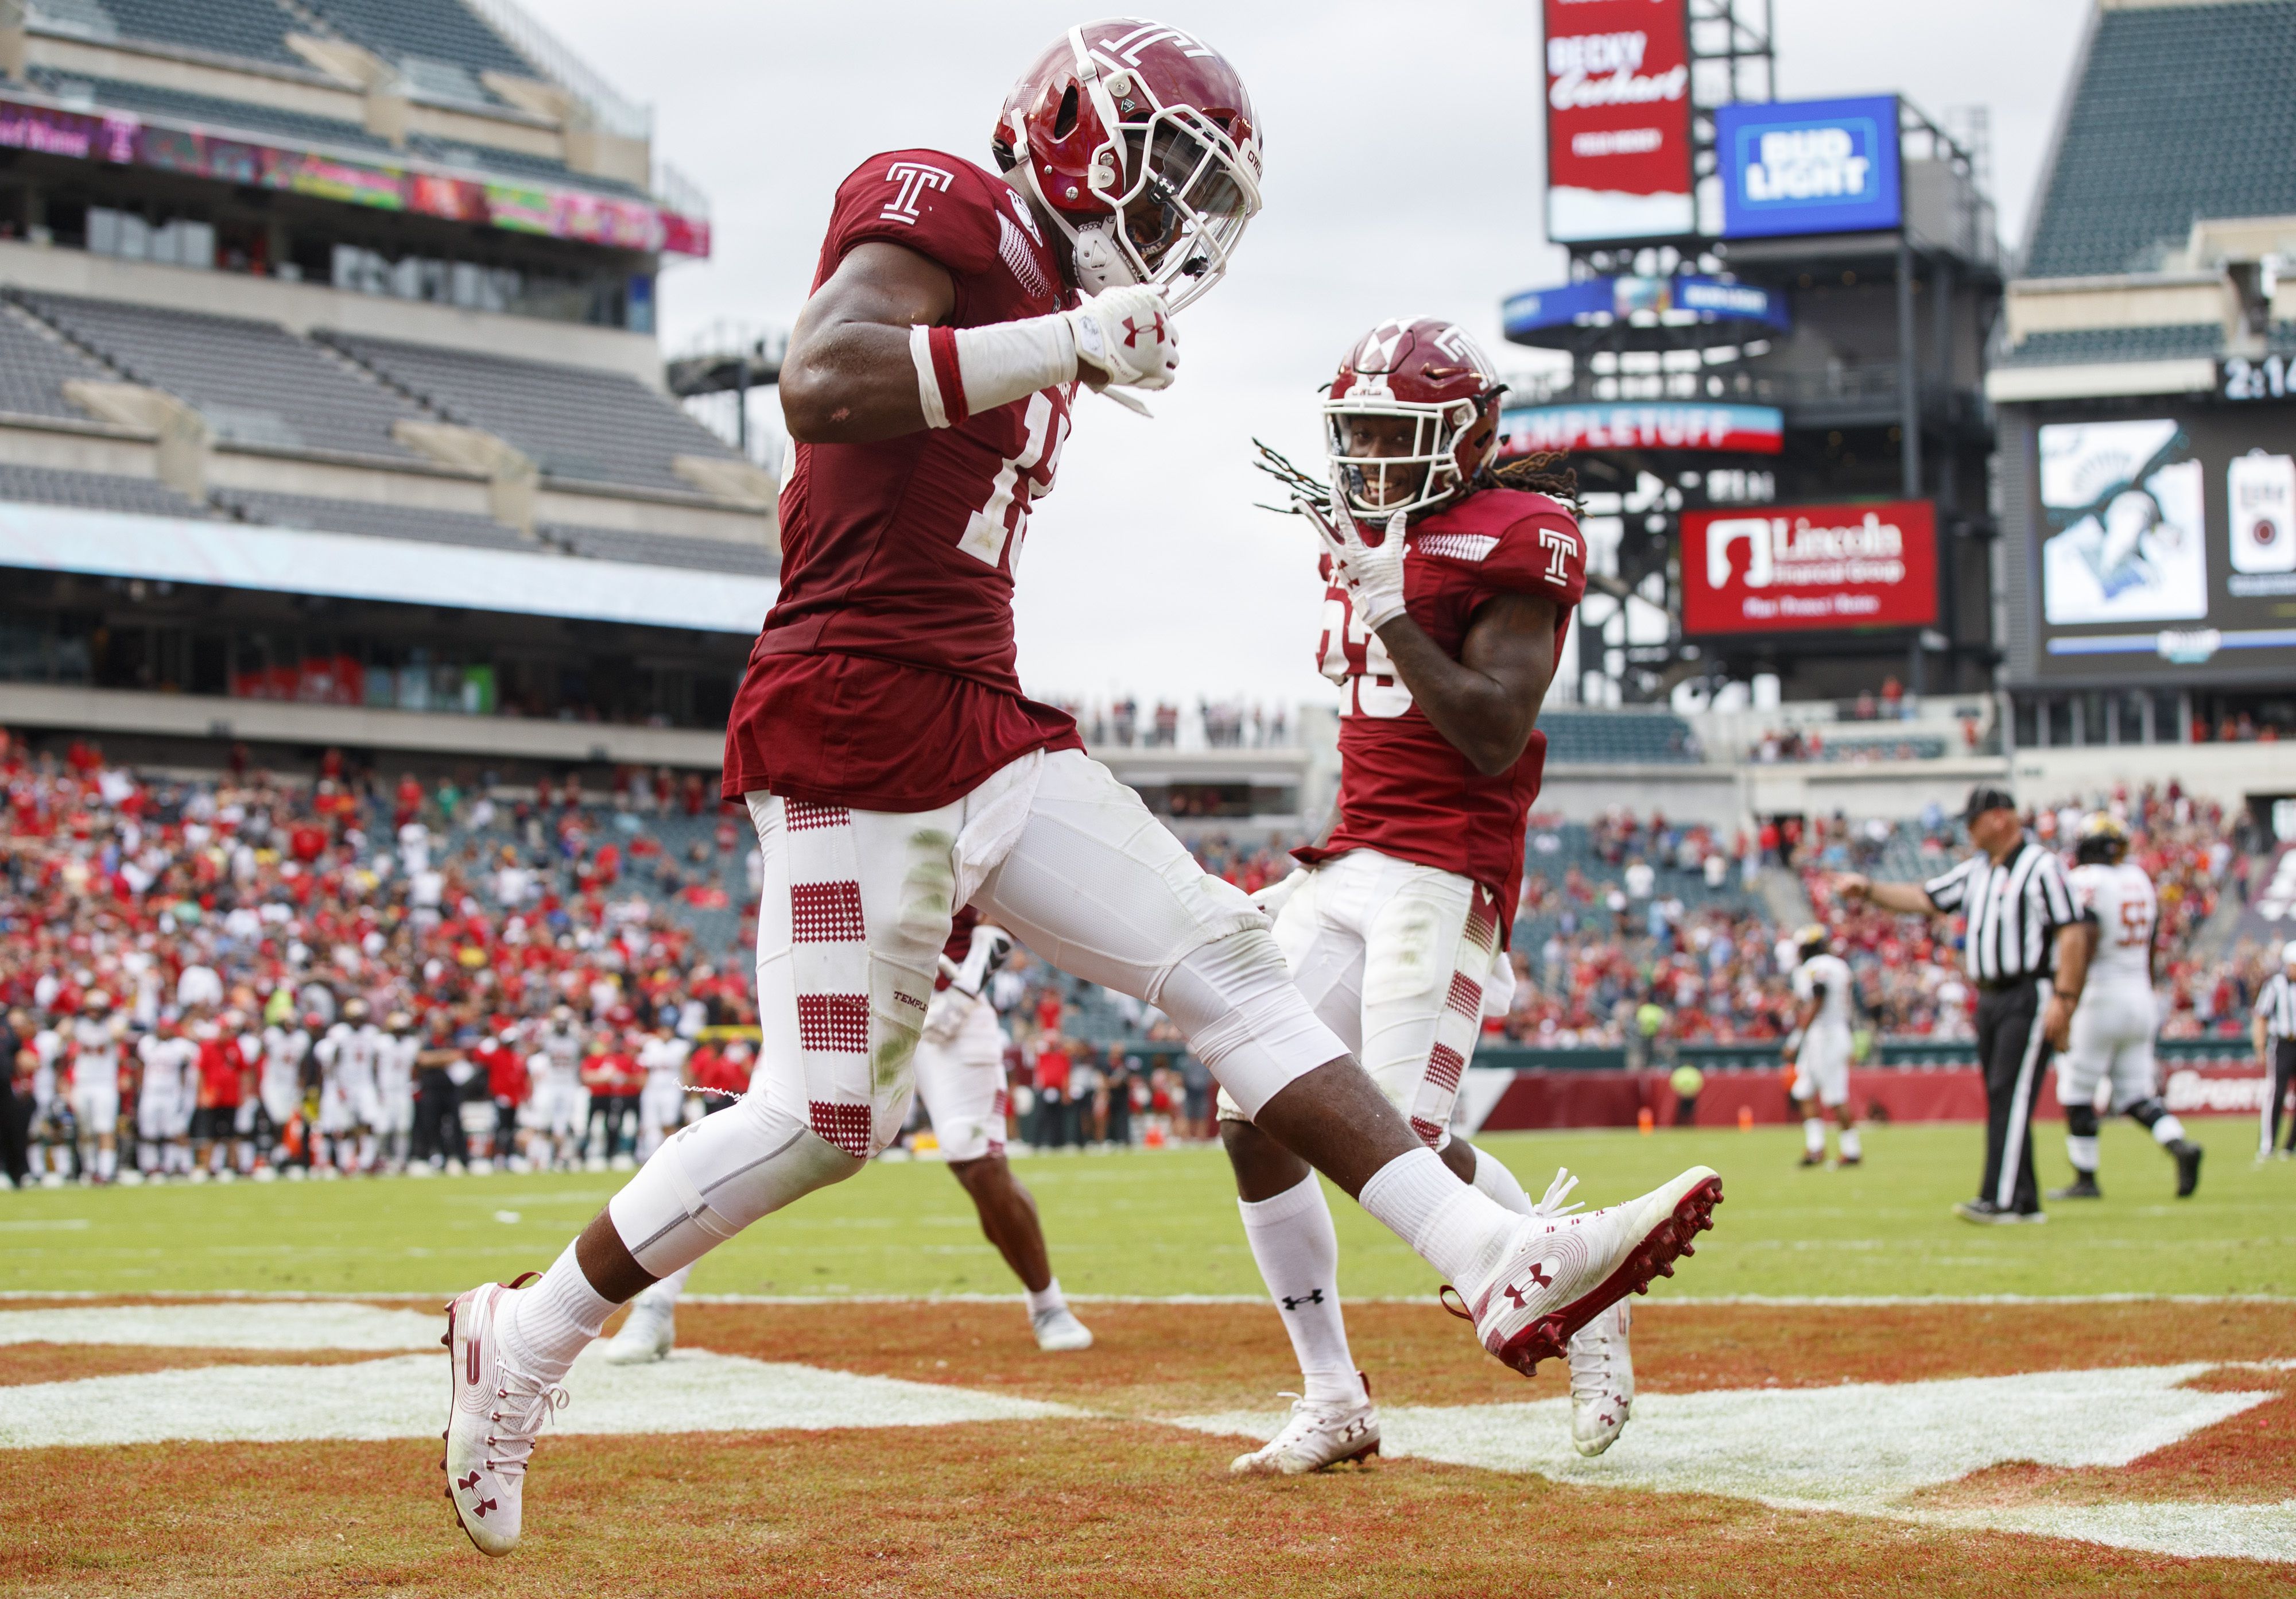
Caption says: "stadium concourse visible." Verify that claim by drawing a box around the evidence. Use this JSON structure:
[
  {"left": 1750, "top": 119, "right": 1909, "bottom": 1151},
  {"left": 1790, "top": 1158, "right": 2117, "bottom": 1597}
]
[{"left": 0, "top": 725, "right": 2282, "bottom": 1187}]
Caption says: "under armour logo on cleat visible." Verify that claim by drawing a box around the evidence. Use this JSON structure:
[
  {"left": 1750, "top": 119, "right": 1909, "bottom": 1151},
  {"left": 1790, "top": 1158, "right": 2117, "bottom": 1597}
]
[
  {"left": 1502, "top": 1264, "right": 1554, "bottom": 1308},
  {"left": 1280, "top": 1290, "right": 1325, "bottom": 1310},
  {"left": 471, "top": 1497, "right": 498, "bottom": 1519},
  {"left": 457, "top": 1471, "right": 482, "bottom": 1493}
]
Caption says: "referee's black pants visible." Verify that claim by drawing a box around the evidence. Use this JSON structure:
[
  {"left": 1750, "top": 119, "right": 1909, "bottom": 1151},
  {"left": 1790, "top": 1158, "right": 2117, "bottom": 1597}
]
[
  {"left": 2266, "top": 1040, "right": 2296, "bottom": 1156},
  {"left": 1974, "top": 978, "right": 2050, "bottom": 1215}
]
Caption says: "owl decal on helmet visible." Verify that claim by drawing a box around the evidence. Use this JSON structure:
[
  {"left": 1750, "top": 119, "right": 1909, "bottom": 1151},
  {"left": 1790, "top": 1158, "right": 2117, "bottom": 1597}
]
[
  {"left": 1324, "top": 318, "right": 1506, "bottom": 522},
  {"left": 995, "top": 18, "right": 1263, "bottom": 312}
]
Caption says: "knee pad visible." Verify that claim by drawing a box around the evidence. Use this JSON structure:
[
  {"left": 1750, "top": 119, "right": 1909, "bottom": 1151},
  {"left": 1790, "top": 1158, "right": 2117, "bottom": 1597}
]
[
  {"left": 608, "top": 1093, "right": 864, "bottom": 1277},
  {"left": 1152, "top": 930, "right": 1346, "bottom": 1121},
  {"left": 2063, "top": 1104, "right": 2100, "bottom": 1139}
]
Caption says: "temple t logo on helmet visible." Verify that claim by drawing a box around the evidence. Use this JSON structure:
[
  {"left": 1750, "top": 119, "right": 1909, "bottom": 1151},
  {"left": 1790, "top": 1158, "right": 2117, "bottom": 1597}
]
[
  {"left": 1325, "top": 318, "right": 1506, "bottom": 522},
  {"left": 994, "top": 18, "right": 1262, "bottom": 312}
]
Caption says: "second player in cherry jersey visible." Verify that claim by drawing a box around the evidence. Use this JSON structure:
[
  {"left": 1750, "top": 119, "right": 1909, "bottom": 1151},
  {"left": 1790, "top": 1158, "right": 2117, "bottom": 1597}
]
[
  {"left": 441, "top": 26, "right": 1719, "bottom": 1559},
  {"left": 1223, "top": 318, "right": 1640, "bottom": 1473}
]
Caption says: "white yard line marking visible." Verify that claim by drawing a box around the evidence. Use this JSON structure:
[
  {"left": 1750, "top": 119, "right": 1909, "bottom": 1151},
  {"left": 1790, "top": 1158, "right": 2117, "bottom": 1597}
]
[
  {"left": 0, "top": 1344, "right": 1076, "bottom": 1449},
  {"left": 1, "top": 1290, "right": 2290, "bottom": 1306},
  {"left": 0, "top": 1303, "right": 444, "bottom": 1350},
  {"left": 1174, "top": 1363, "right": 2291, "bottom": 1565}
]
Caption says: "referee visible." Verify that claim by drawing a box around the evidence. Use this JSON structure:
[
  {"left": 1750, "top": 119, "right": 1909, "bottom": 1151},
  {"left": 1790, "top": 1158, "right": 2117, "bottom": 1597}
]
[
  {"left": 1832, "top": 785, "right": 2080, "bottom": 1224},
  {"left": 2255, "top": 940, "right": 2296, "bottom": 1160}
]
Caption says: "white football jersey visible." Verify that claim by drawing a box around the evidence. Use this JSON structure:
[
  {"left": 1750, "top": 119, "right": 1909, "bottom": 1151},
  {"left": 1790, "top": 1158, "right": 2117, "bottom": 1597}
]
[
  {"left": 2070, "top": 862, "right": 2157, "bottom": 981},
  {"left": 315, "top": 1023, "right": 382, "bottom": 1087},
  {"left": 1792, "top": 952, "right": 1854, "bottom": 1032},
  {"left": 639, "top": 1035, "right": 690, "bottom": 1083},
  {"left": 135, "top": 1035, "right": 196, "bottom": 1104},
  {"left": 262, "top": 1026, "right": 309, "bottom": 1091},
  {"left": 376, "top": 1033, "right": 420, "bottom": 1093},
  {"left": 71, "top": 1016, "right": 126, "bottom": 1091},
  {"left": 536, "top": 1025, "right": 585, "bottom": 1081}
]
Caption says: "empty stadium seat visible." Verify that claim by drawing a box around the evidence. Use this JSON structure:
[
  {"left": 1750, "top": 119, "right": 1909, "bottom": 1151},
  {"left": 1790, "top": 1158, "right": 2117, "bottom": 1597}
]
[
  {"left": 92, "top": 0, "right": 302, "bottom": 68},
  {"left": 302, "top": 0, "right": 534, "bottom": 92},
  {"left": 1538, "top": 711, "right": 1701, "bottom": 764},
  {"left": 324, "top": 332, "right": 744, "bottom": 494},
  {"left": 0, "top": 462, "right": 209, "bottom": 518},
  {"left": 546, "top": 524, "right": 778, "bottom": 577},
  {"left": 214, "top": 488, "right": 533, "bottom": 551},
  {"left": 0, "top": 304, "right": 116, "bottom": 422},
  {"left": 25, "top": 67, "right": 392, "bottom": 154},
  {"left": 10, "top": 292, "right": 426, "bottom": 463}
]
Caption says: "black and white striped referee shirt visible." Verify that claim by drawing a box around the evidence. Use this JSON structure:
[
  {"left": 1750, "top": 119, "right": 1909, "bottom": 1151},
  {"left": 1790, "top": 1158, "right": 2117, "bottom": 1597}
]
[
  {"left": 1922, "top": 837, "right": 2078, "bottom": 984},
  {"left": 2259, "top": 970, "right": 2296, "bottom": 1042}
]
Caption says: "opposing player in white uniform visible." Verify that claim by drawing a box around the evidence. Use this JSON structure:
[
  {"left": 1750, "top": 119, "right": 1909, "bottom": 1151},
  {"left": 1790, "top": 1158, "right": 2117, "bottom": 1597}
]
[
  {"left": 606, "top": 909, "right": 1092, "bottom": 1365},
  {"left": 26, "top": 1018, "right": 71, "bottom": 1183},
  {"left": 442, "top": 29, "right": 1718, "bottom": 1554},
  {"left": 1785, "top": 927, "right": 1862, "bottom": 1169},
  {"left": 375, "top": 1012, "right": 421, "bottom": 1173},
  {"left": 134, "top": 1016, "right": 197, "bottom": 1179},
  {"left": 313, "top": 1000, "right": 384, "bottom": 1174},
  {"left": 69, "top": 991, "right": 127, "bottom": 1183},
  {"left": 1220, "top": 318, "right": 1641, "bottom": 1472},
  {"left": 632, "top": 1023, "right": 691, "bottom": 1162},
  {"left": 257, "top": 1015, "right": 312, "bottom": 1174},
  {"left": 2050, "top": 812, "right": 2202, "bottom": 1199},
  {"left": 530, "top": 1007, "right": 588, "bottom": 1171}
]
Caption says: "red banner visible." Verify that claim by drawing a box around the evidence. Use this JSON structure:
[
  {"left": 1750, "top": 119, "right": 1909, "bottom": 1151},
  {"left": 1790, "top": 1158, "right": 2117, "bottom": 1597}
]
[
  {"left": 1543, "top": 0, "right": 1693, "bottom": 243},
  {"left": 1681, "top": 498, "right": 1938, "bottom": 635}
]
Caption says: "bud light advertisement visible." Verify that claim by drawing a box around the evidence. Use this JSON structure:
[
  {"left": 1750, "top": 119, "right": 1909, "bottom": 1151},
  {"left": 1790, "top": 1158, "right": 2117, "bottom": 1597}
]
[{"left": 1716, "top": 95, "right": 1903, "bottom": 239}]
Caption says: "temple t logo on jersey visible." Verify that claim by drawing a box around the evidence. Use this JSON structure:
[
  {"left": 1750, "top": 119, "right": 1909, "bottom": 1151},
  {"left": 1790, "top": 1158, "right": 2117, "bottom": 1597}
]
[{"left": 879, "top": 162, "right": 955, "bottom": 226}]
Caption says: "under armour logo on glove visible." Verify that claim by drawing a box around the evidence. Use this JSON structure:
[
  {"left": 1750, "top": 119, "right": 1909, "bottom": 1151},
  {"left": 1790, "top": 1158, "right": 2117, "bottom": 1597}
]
[{"left": 1119, "top": 311, "right": 1166, "bottom": 349}]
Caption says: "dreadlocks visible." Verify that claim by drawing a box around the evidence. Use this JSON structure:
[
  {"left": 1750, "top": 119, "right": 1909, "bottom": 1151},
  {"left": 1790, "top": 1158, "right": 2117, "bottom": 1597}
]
[{"left": 1480, "top": 450, "right": 1583, "bottom": 515}]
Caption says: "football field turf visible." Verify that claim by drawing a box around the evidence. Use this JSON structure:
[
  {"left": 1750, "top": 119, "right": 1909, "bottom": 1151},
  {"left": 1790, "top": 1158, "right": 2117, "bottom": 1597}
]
[
  {"left": 3, "top": 1118, "right": 2292, "bottom": 1596},
  {"left": 3, "top": 1120, "right": 2287, "bottom": 1299}
]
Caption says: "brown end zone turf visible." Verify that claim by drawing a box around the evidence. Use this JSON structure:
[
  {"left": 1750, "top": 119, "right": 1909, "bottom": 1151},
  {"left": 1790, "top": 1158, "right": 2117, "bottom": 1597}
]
[{"left": 2, "top": 1424, "right": 2289, "bottom": 1599}]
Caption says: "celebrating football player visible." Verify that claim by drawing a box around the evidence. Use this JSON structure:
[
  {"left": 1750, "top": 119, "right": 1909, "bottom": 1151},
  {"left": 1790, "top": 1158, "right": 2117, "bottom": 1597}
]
[
  {"left": 441, "top": 24, "right": 1718, "bottom": 1555},
  {"left": 1220, "top": 320, "right": 1641, "bottom": 1473}
]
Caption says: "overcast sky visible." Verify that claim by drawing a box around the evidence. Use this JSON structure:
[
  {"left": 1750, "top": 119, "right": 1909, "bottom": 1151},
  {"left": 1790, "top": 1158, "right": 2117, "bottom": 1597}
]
[{"left": 528, "top": 0, "right": 2094, "bottom": 708}]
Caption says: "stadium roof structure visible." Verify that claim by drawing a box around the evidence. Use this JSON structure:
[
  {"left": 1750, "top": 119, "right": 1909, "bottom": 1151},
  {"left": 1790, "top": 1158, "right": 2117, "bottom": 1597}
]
[{"left": 1989, "top": 0, "right": 2296, "bottom": 401}]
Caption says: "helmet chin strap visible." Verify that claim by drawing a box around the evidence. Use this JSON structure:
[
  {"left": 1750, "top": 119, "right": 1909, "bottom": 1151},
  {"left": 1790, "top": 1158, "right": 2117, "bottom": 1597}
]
[{"left": 1069, "top": 223, "right": 1142, "bottom": 296}]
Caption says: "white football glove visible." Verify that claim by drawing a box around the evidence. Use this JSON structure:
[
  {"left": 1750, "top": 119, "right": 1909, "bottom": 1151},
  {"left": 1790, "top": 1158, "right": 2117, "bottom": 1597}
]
[
  {"left": 1248, "top": 868, "right": 1308, "bottom": 920},
  {"left": 1066, "top": 285, "right": 1178, "bottom": 392},
  {"left": 1312, "top": 489, "right": 1409, "bottom": 630}
]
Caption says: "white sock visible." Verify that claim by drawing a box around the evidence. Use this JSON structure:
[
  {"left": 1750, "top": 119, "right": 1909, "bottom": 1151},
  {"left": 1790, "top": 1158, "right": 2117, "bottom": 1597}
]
[
  {"left": 1468, "top": 1145, "right": 1537, "bottom": 1215},
  {"left": 1357, "top": 1146, "right": 1519, "bottom": 1292},
  {"left": 1239, "top": 1173, "right": 1362, "bottom": 1407},
  {"left": 1803, "top": 1118, "right": 1826, "bottom": 1156},
  {"left": 2066, "top": 1134, "right": 2099, "bottom": 1173},
  {"left": 1839, "top": 1126, "right": 1861, "bottom": 1161},
  {"left": 2150, "top": 1113, "right": 2188, "bottom": 1146},
  {"left": 500, "top": 1240, "right": 618, "bottom": 1382},
  {"left": 1024, "top": 1277, "right": 1068, "bottom": 1318},
  {"left": 96, "top": 1147, "right": 117, "bottom": 1180}
]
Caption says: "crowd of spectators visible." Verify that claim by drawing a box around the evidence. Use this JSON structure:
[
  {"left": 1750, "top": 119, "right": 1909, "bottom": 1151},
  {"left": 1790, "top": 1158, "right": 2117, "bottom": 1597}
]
[{"left": 1063, "top": 698, "right": 1296, "bottom": 749}]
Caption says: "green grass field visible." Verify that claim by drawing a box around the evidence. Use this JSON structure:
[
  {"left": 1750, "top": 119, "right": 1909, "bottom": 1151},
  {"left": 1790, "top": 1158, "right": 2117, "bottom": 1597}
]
[{"left": 3, "top": 1118, "right": 2287, "bottom": 1299}]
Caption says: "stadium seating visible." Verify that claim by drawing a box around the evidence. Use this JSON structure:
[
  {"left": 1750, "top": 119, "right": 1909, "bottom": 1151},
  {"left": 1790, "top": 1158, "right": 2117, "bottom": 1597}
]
[
  {"left": 1539, "top": 710, "right": 1701, "bottom": 764},
  {"left": 24, "top": 67, "right": 393, "bottom": 154},
  {"left": 213, "top": 488, "right": 533, "bottom": 551},
  {"left": 302, "top": 0, "right": 535, "bottom": 94},
  {"left": 91, "top": 0, "right": 302, "bottom": 68},
  {"left": 323, "top": 332, "right": 744, "bottom": 494},
  {"left": 545, "top": 524, "right": 779, "bottom": 577},
  {"left": 10, "top": 292, "right": 426, "bottom": 462},
  {"left": 405, "top": 134, "right": 649, "bottom": 200},
  {"left": 1995, "top": 325, "right": 2228, "bottom": 369},
  {"left": 0, "top": 304, "right": 116, "bottom": 421},
  {"left": 0, "top": 462, "right": 210, "bottom": 518}
]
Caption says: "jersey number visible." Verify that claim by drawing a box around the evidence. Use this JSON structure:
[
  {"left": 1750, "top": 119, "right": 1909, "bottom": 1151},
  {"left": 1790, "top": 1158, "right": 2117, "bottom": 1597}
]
[
  {"left": 957, "top": 390, "right": 1069, "bottom": 574},
  {"left": 2116, "top": 898, "right": 2152, "bottom": 948},
  {"left": 1318, "top": 589, "right": 1411, "bottom": 718}
]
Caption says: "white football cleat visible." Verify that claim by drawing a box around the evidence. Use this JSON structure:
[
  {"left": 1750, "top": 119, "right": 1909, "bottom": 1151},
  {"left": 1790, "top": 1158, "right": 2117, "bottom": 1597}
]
[
  {"left": 441, "top": 1277, "right": 567, "bottom": 1557},
  {"left": 1567, "top": 1298, "right": 1634, "bottom": 1457},
  {"left": 602, "top": 1294, "right": 676, "bottom": 1365},
  {"left": 1229, "top": 1380, "right": 1379, "bottom": 1476},
  {"left": 1458, "top": 1166, "right": 1719, "bottom": 1377},
  {"left": 1031, "top": 1304, "right": 1095, "bottom": 1352}
]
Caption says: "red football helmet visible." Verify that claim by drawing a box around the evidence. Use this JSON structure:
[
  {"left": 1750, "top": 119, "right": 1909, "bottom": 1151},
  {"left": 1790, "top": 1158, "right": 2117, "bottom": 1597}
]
[
  {"left": 1324, "top": 318, "right": 1505, "bottom": 521},
  {"left": 995, "top": 18, "right": 1263, "bottom": 312}
]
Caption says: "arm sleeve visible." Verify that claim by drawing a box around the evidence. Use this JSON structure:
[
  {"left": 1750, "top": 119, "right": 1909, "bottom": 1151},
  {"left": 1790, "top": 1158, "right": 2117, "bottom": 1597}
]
[
  {"left": 823, "top": 150, "right": 1001, "bottom": 295},
  {"left": 1923, "top": 857, "right": 1976, "bottom": 911},
  {"left": 1471, "top": 506, "right": 1591, "bottom": 617}
]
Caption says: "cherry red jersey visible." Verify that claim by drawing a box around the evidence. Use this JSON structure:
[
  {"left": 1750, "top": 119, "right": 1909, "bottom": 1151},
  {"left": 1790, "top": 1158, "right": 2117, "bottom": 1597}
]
[
  {"left": 723, "top": 149, "right": 1084, "bottom": 812},
  {"left": 1295, "top": 487, "right": 1587, "bottom": 936}
]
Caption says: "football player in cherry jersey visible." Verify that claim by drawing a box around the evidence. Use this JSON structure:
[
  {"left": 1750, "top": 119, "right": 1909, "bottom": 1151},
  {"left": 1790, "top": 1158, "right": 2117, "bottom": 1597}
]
[
  {"left": 602, "top": 906, "right": 1092, "bottom": 1365},
  {"left": 441, "top": 24, "right": 1717, "bottom": 1555},
  {"left": 1223, "top": 319, "right": 1636, "bottom": 1469}
]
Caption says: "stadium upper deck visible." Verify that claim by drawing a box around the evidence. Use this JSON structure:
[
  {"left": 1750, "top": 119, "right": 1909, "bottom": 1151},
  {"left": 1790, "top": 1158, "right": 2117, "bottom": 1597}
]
[{"left": 0, "top": 0, "right": 775, "bottom": 777}]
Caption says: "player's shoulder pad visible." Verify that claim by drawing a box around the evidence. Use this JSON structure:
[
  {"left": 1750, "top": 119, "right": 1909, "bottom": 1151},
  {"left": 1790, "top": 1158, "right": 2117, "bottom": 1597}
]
[{"left": 831, "top": 148, "right": 1009, "bottom": 278}]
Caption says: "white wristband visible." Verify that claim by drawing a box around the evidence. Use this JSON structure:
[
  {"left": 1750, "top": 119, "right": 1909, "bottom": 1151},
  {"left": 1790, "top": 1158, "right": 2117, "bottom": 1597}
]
[{"left": 910, "top": 315, "right": 1078, "bottom": 431}]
